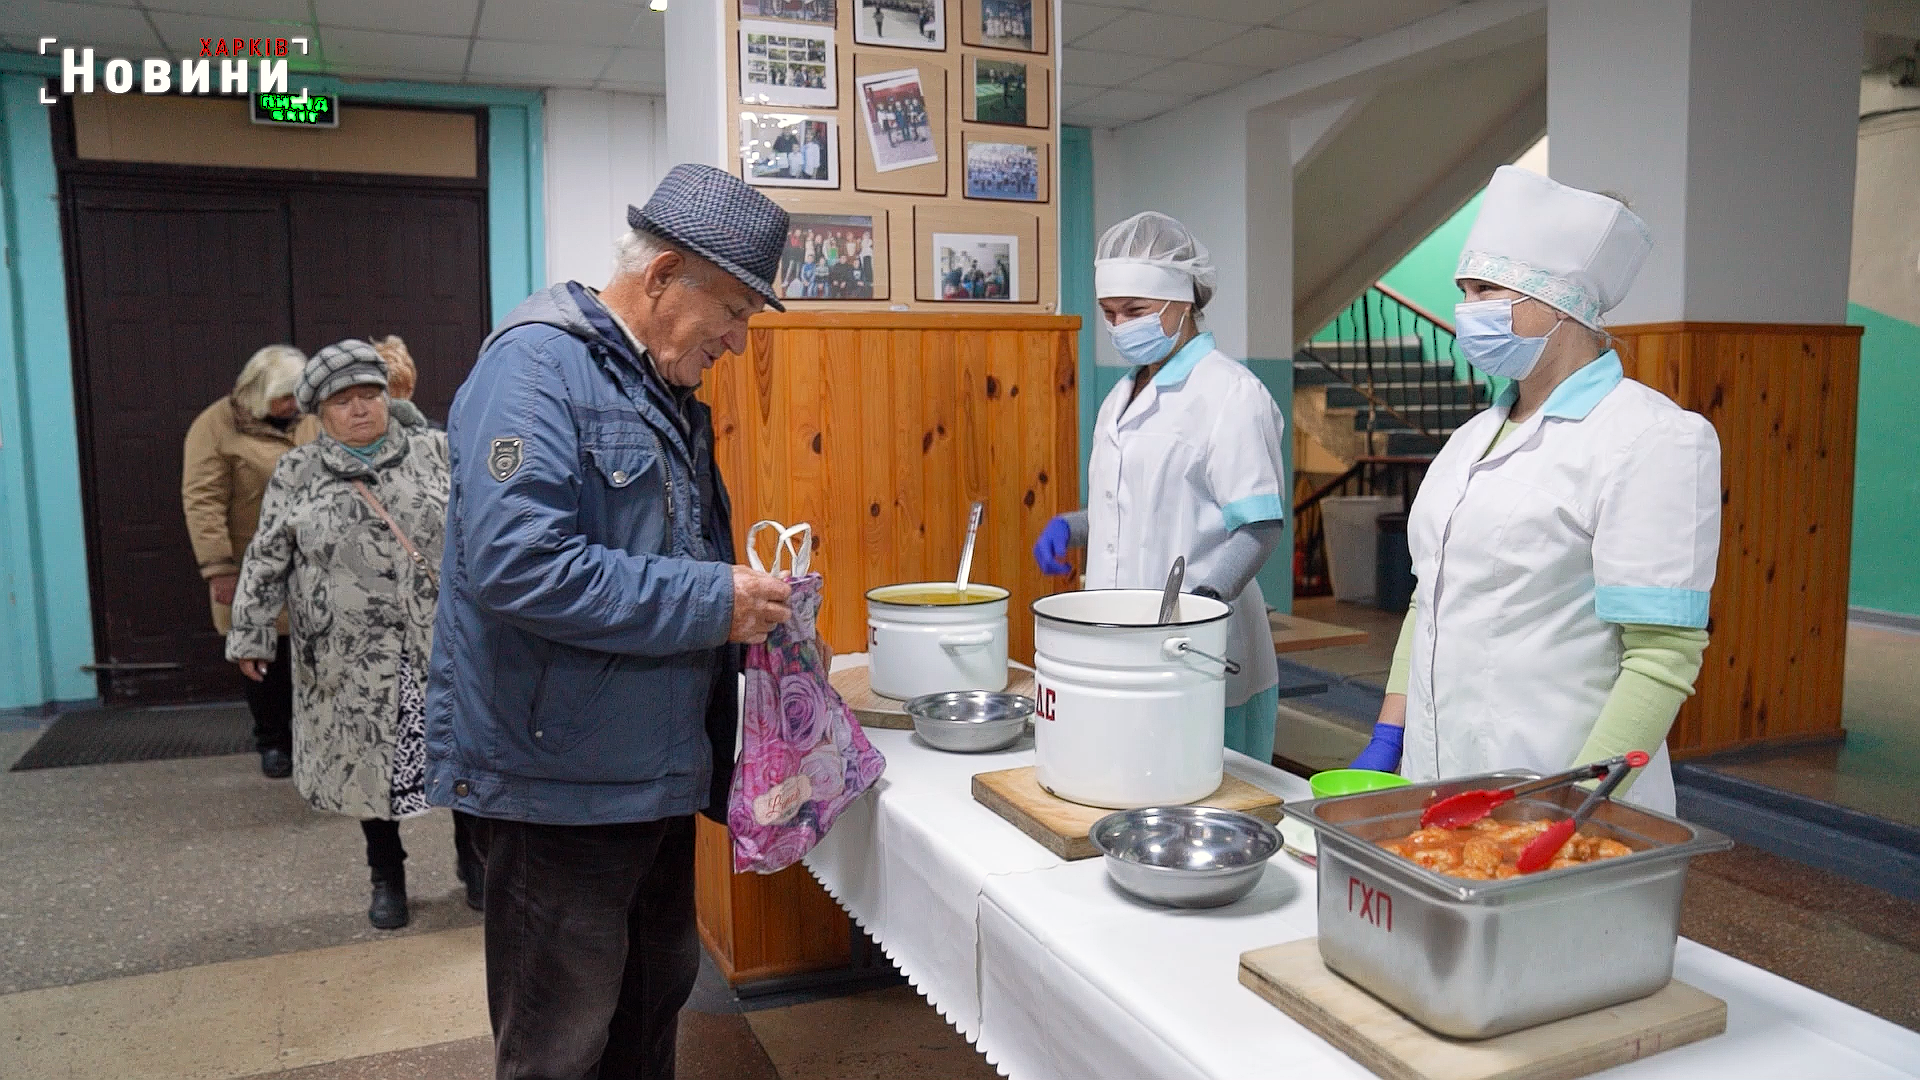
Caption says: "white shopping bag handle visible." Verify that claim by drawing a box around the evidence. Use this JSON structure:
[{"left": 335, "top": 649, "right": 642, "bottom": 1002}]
[{"left": 747, "top": 520, "right": 813, "bottom": 577}]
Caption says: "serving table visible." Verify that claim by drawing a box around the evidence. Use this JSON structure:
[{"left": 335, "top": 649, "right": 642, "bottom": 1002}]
[{"left": 805, "top": 660, "right": 1920, "bottom": 1079}]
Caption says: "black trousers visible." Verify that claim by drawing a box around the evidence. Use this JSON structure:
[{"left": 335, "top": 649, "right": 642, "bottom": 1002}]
[
  {"left": 241, "top": 636, "right": 294, "bottom": 753},
  {"left": 468, "top": 814, "right": 700, "bottom": 1080},
  {"left": 362, "top": 810, "right": 481, "bottom": 878}
]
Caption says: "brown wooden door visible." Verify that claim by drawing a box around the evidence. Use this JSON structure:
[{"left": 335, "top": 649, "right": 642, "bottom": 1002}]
[
  {"left": 67, "top": 186, "right": 294, "bottom": 702},
  {"left": 64, "top": 178, "right": 490, "bottom": 703},
  {"left": 290, "top": 190, "right": 491, "bottom": 424}
]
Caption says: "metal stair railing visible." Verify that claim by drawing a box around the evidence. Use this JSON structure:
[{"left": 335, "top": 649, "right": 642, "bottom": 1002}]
[
  {"left": 1295, "top": 282, "right": 1484, "bottom": 452},
  {"left": 1292, "top": 283, "right": 1486, "bottom": 598}
]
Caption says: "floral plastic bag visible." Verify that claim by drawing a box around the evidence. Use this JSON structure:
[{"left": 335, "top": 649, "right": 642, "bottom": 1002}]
[{"left": 729, "top": 521, "right": 887, "bottom": 874}]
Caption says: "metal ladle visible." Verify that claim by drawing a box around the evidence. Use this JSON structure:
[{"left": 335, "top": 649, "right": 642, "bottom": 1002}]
[
  {"left": 1159, "top": 556, "right": 1241, "bottom": 674},
  {"left": 955, "top": 501, "right": 985, "bottom": 594}
]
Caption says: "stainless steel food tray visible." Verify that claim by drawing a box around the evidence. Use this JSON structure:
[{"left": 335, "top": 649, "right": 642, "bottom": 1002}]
[{"left": 1281, "top": 772, "right": 1732, "bottom": 1038}]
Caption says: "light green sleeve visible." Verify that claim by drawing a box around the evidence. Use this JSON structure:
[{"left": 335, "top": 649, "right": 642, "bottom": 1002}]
[
  {"left": 1573, "top": 625, "right": 1711, "bottom": 794},
  {"left": 1385, "top": 598, "right": 1417, "bottom": 696}
]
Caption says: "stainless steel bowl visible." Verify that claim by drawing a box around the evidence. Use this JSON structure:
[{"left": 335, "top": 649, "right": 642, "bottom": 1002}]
[
  {"left": 1090, "top": 805, "right": 1281, "bottom": 908},
  {"left": 905, "top": 691, "right": 1032, "bottom": 753}
]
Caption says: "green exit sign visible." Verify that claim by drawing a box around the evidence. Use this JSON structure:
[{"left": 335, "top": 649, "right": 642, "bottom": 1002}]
[{"left": 251, "top": 92, "right": 339, "bottom": 128}]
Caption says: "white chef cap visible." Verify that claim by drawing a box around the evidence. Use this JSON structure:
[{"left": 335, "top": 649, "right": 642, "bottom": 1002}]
[
  {"left": 1455, "top": 166, "right": 1653, "bottom": 330},
  {"left": 1095, "top": 211, "right": 1217, "bottom": 310}
]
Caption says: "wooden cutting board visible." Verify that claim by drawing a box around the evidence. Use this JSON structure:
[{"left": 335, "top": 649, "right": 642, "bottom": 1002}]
[
  {"left": 1237, "top": 938, "right": 1727, "bottom": 1080},
  {"left": 972, "top": 765, "right": 1285, "bottom": 860},
  {"left": 829, "top": 663, "right": 1036, "bottom": 730}
]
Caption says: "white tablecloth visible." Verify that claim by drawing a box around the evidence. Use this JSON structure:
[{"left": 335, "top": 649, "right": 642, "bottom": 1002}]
[{"left": 804, "top": 659, "right": 1920, "bottom": 1079}]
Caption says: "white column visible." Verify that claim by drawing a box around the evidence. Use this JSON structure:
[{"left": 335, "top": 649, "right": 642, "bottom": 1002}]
[
  {"left": 1548, "top": 0, "right": 1865, "bottom": 325},
  {"left": 545, "top": 90, "right": 668, "bottom": 287},
  {"left": 664, "top": 0, "right": 728, "bottom": 168}
]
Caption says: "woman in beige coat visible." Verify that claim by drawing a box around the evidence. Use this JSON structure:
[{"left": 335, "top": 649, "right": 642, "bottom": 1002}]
[{"left": 181, "top": 345, "right": 318, "bottom": 778}]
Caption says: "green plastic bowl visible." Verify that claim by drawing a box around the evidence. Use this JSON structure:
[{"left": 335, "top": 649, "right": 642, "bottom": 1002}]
[{"left": 1310, "top": 769, "right": 1412, "bottom": 800}]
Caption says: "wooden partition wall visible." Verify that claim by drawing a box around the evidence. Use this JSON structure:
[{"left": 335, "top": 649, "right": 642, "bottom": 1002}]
[
  {"left": 693, "top": 311, "right": 1081, "bottom": 984},
  {"left": 1613, "top": 321, "right": 1863, "bottom": 758}
]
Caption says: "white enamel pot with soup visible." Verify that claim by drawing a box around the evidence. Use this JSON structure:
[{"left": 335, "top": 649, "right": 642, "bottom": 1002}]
[
  {"left": 864, "top": 583, "right": 1011, "bottom": 701},
  {"left": 1030, "top": 589, "right": 1233, "bottom": 809}
]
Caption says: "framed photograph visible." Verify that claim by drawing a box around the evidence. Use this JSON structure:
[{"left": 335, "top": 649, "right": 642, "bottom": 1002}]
[
  {"left": 855, "top": 68, "right": 940, "bottom": 173},
  {"left": 740, "top": 0, "right": 837, "bottom": 25},
  {"left": 739, "top": 112, "right": 839, "bottom": 188},
  {"left": 964, "top": 138, "right": 1042, "bottom": 202},
  {"left": 965, "top": 55, "right": 1049, "bottom": 127},
  {"left": 930, "top": 232, "right": 1019, "bottom": 302},
  {"left": 972, "top": 58, "right": 1030, "bottom": 125},
  {"left": 979, "top": 0, "right": 1033, "bottom": 50},
  {"left": 963, "top": 0, "right": 1046, "bottom": 53},
  {"left": 739, "top": 20, "right": 836, "bottom": 109},
  {"left": 776, "top": 211, "right": 889, "bottom": 301},
  {"left": 853, "top": 0, "right": 944, "bottom": 51}
]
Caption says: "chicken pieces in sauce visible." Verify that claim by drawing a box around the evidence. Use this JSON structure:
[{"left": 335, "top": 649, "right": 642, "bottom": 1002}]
[{"left": 1378, "top": 818, "right": 1633, "bottom": 879}]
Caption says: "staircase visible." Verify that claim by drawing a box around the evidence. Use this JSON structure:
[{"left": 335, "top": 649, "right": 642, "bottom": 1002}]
[
  {"left": 1289, "top": 284, "right": 1491, "bottom": 597},
  {"left": 1292, "top": 284, "right": 1490, "bottom": 457}
]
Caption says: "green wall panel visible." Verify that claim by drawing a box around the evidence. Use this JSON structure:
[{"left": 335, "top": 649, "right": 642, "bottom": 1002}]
[{"left": 1848, "top": 302, "right": 1920, "bottom": 617}]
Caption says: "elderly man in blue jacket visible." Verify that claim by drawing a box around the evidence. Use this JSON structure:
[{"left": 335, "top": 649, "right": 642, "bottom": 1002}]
[{"left": 425, "top": 164, "right": 795, "bottom": 1080}]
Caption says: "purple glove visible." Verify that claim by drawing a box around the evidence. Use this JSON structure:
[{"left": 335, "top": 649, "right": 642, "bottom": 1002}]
[
  {"left": 1350, "top": 722, "right": 1404, "bottom": 773},
  {"left": 1033, "top": 516, "right": 1074, "bottom": 576}
]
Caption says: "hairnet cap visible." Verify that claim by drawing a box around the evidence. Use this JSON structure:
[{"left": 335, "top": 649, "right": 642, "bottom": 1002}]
[
  {"left": 1455, "top": 166, "right": 1652, "bottom": 330},
  {"left": 1094, "top": 211, "right": 1216, "bottom": 307}
]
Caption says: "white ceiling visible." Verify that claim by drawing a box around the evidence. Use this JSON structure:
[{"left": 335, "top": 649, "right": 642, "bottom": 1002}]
[
  {"left": 1060, "top": 0, "right": 1476, "bottom": 125},
  {"left": 0, "top": 0, "right": 670, "bottom": 94},
  {"left": 14, "top": 0, "right": 1899, "bottom": 129},
  {"left": 0, "top": 0, "right": 1476, "bottom": 114}
]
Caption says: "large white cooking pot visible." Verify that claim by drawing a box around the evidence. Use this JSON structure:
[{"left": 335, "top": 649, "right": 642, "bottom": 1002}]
[
  {"left": 1031, "top": 589, "right": 1234, "bottom": 809},
  {"left": 865, "top": 583, "right": 1010, "bottom": 700}
]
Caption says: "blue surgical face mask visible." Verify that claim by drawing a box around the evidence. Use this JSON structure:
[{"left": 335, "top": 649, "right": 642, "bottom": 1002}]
[
  {"left": 1454, "top": 297, "right": 1565, "bottom": 380},
  {"left": 1107, "top": 303, "right": 1184, "bottom": 367}
]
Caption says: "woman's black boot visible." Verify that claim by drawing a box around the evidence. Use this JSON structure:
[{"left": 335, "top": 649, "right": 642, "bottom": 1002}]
[{"left": 369, "top": 865, "right": 409, "bottom": 930}]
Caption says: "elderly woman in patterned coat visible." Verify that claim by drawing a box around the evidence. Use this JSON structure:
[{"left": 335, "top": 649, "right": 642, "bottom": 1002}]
[{"left": 226, "top": 339, "right": 470, "bottom": 930}]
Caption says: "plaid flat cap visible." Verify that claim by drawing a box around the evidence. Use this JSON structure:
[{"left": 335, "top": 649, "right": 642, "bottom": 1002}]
[
  {"left": 297, "top": 339, "right": 388, "bottom": 413},
  {"left": 630, "top": 163, "right": 790, "bottom": 311}
]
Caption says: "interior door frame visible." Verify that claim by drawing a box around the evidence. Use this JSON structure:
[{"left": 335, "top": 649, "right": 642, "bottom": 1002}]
[{"left": 48, "top": 95, "right": 491, "bottom": 701}]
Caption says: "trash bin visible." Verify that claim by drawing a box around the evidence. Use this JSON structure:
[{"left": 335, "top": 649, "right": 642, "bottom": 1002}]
[
  {"left": 1375, "top": 512, "right": 1413, "bottom": 613},
  {"left": 1321, "top": 495, "right": 1398, "bottom": 602}
]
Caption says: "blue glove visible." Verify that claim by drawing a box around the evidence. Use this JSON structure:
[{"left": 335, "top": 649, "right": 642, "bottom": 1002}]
[
  {"left": 1033, "top": 516, "right": 1074, "bottom": 576},
  {"left": 1350, "top": 722, "right": 1405, "bottom": 773}
]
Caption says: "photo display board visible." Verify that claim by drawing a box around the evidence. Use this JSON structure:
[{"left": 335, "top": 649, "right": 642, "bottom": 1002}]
[{"left": 728, "top": 0, "right": 1059, "bottom": 312}]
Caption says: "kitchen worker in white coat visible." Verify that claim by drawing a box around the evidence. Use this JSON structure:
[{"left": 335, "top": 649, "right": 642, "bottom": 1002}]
[
  {"left": 1033, "top": 212, "right": 1288, "bottom": 761},
  {"left": 1349, "top": 167, "right": 1721, "bottom": 814}
]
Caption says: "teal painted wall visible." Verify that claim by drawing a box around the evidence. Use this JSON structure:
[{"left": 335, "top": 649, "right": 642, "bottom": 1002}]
[
  {"left": 0, "top": 54, "right": 544, "bottom": 709},
  {"left": 1309, "top": 193, "right": 1480, "bottom": 345},
  {"left": 1059, "top": 125, "right": 1291, "bottom": 613},
  {"left": 1848, "top": 302, "right": 1920, "bottom": 617},
  {"left": 1061, "top": 126, "right": 1101, "bottom": 507},
  {"left": 0, "top": 73, "right": 95, "bottom": 709},
  {"left": 1377, "top": 193, "right": 1481, "bottom": 322}
]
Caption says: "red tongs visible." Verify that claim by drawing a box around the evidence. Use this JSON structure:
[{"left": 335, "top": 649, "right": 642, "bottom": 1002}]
[
  {"left": 1418, "top": 751, "right": 1651, "bottom": 829},
  {"left": 1515, "top": 753, "right": 1642, "bottom": 873}
]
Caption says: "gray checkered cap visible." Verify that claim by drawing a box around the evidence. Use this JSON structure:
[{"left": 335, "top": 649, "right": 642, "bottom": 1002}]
[
  {"left": 630, "top": 163, "right": 790, "bottom": 312},
  {"left": 297, "top": 339, "right": 388, "bottom": 413}
]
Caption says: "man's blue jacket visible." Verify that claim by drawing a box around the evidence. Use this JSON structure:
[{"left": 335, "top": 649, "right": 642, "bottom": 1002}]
[{"left": 424, "top": 283, "right": 740, "bottom": 825}]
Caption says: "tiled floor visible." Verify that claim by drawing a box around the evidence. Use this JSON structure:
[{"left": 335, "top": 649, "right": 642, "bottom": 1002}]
[{"left": 0, "top": 729, "right": 995, "bottom": 1080}]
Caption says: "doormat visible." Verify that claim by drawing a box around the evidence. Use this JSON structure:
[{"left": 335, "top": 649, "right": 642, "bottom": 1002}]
[{"left": 9, "top": 703, "right": 255, "bottom": 771}]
